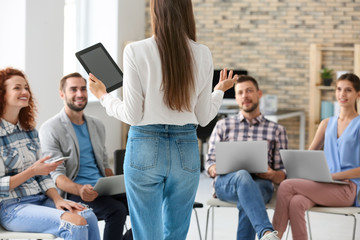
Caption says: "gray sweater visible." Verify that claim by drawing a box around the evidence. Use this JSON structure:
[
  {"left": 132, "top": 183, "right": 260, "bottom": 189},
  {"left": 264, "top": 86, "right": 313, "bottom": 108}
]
[{"left": 39, "top": 108, "right": 110, "bottom": 197}]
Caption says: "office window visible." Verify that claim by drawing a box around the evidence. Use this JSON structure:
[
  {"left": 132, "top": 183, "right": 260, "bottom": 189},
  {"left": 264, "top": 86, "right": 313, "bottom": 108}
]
[{"left": 63, "top": 0, "right": 118, "bottom": 102}]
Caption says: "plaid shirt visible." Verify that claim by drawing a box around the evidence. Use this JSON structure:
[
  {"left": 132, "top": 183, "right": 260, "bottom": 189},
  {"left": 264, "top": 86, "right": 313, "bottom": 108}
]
[
  {"left": 205, "top": 113, "right": 288, "bottom": 175},
  {"left": 0, "top": 119, "right": 55, "bottom": 201}
]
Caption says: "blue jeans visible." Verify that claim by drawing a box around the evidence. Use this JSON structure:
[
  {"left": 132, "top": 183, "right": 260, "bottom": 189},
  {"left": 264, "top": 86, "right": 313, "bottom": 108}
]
[
  {"left": 0, "top": 194, "right": 100, "bottom": 240},
  {"left": 215, "top": 170, "right": 274, "bottom": 240},
  {"left": 68, "top": 193, "right": 131, "bottom": 240},
  {"left": 125, "top": 124, "right": 200, "bottom": 240}
]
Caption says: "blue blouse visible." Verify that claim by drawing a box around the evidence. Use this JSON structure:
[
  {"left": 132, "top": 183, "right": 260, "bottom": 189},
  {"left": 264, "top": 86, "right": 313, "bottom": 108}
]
[{"left": 324, "top": 115, "right": 360, "bottom": 206}]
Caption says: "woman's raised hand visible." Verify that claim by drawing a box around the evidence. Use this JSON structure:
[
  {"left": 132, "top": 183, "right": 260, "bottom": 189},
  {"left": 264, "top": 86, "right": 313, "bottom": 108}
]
[{"left": 214, "top": 68, "right": 238, "bottom": 92}]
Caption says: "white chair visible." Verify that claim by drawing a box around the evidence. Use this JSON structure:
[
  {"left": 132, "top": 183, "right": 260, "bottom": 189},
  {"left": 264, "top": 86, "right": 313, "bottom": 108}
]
[
  {"left": 204, "top": 190, "right": 277, "bottom": 240},
  {"left": 193, "top": 201, "right": 204, "bottom": 240},
  {"left": 0, "top": 224, "right": 56, "bottom": 240},
  {"left": 306, "top": 206, "right": 360, "bottom": 240},
  {"left": 204, "top": 191, "right": 360, "bottom": 240}
]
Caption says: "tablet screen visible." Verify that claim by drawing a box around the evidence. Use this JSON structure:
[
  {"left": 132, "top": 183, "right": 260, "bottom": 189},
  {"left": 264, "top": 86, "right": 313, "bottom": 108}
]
[{"left": 76, "top": 43, "right": 123, "bottom": 92}]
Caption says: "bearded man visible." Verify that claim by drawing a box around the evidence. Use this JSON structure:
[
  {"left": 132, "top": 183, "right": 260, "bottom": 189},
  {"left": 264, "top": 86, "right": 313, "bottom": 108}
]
[
  {"left": 39, "top": 72, "right": 132, "bottom": 240},
  {"left": 205, "top": 75, "right": 288, "bottom": 240}
]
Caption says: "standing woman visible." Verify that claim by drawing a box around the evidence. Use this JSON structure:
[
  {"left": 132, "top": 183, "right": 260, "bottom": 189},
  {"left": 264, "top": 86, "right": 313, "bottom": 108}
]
[
  {"left": 88, "top": 0, "right": 237, "bottom": 239},
  {"left": 0, "top": 67, "right": 100, "bottom": 240},
  {"left": 272, "top": 73, "right": 360, "bottom": 240}
]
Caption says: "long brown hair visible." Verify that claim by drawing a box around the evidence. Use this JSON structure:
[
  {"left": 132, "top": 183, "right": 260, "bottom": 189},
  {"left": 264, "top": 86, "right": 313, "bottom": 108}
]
[
  {"left": 0, "top": 68, "right": 37, "bottom": 130},
  {"left": 151, "top": 0, "right": 196, "bottom": 112},
  {"left": 337, "top": 73, "right": 360, "bottom": 112}
]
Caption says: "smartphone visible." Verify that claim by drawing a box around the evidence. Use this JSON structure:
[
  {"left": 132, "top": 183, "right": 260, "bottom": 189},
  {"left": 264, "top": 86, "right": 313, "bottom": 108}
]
[{"left": 45, "top": 156, "right": 70, "bottom": 163}]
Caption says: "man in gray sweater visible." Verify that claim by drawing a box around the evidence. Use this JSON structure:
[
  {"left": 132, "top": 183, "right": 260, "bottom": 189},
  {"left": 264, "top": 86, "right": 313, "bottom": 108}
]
[{"left": 39, "top": 72, "right": 132, "bottom": 240}]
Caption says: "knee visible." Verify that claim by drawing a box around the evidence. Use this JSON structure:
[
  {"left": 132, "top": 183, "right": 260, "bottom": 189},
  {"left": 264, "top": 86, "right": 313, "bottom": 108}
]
[
  {"left": 80, "top": 208, "right": 98, "bottom": 222},
  {"left": 108, "top": 205, "right": 128, "bottom": 221},
  {"left": 234, "top": 170, "right": 252, "bottom": 183},
  {"left": 289, "top": 195, "right": 309, "bottom": 212},
  {"left": 61, "top": 212, "right": 87, "bottom": 226},
  {"left": 278, "top": 179, "right": 294, "bottom": 196}
]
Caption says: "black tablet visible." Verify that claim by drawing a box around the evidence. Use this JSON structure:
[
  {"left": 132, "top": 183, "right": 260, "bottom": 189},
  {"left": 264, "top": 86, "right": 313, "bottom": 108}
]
[{"left": 75, "top": 43, "right": 123, "bottom": 92}]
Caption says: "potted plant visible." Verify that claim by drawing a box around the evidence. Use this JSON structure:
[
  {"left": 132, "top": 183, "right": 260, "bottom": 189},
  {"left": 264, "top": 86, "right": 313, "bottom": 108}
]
[{"left": 321, "top": 67, "right": 334, "bottom": 86}]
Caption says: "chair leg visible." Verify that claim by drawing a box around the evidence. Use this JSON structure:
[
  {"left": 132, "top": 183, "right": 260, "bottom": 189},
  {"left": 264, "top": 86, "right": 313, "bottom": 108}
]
[
  {"left": 285, "top": 222, "right": 291, "bottom": 240},
  {"left": 211, "top": 207, "right": 215, "bottom": 240},
  {"left": 193, "top": 208, "right": 202, "bottom": 240},
  {"left": 307, "top": 212, "right": 358, "bottom": 240},
  {"left": 205, "top": 206, "right": 214, "bottom": 240},
  {"left": 125, "top": 222, "right": 128, "bottom": 232},
  {"left": 306, "top": 211, "right": 312, "bottom": 240},
  {"left": 349, "top": 214, "right": 357, "bottom": 240}
]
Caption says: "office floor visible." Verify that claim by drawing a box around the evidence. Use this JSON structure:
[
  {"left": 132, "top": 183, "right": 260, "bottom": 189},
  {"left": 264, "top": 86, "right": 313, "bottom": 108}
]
[{"left": 98, "top": 173, "right": 357, "bottom": 240}]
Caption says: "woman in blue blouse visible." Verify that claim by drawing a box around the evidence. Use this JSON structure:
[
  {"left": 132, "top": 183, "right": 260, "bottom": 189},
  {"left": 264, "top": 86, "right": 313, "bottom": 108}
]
[
  {"left": 272, "top": 73, "right": 360, "bottom": 240},
  {"left": 0, "top": 68, "right": 100, "bottom": 240}
]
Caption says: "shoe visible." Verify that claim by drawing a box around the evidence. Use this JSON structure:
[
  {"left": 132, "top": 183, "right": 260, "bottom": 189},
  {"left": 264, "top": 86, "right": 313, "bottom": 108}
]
[{"left": 260, "top": 230, "right": 280, "bottom": 240}]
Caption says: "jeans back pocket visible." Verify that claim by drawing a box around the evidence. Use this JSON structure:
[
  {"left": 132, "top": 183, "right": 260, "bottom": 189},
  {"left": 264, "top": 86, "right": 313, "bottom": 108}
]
[
  {"left": 176, "top": 139, "right": 200, "bottom": 173},
  {"left": 129, "top": 137, "right": 159, "bottom": 171}
]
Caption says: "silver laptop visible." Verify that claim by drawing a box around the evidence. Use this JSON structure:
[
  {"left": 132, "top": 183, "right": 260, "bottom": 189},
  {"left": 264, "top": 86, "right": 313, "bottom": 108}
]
[
  {"left": 93, "top": 175, "right": 126, "bottom": 196},
  {"left": 215, "top": 141, "right": 268, "bottom": 175},
  {"left": 280, "top": 150, "right": 348, "bottom": 185}
]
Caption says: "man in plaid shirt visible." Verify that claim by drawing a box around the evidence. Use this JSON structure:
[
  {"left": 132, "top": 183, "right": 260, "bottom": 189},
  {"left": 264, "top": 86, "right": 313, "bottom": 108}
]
[{"left": 205, "top": 75, "right": 288, "bottom": 240}]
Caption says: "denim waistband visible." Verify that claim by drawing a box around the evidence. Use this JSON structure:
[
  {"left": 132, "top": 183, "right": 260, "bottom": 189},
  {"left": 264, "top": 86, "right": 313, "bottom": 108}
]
[
  {"left": 0, "top": 193, "right": 45, "bottom": 208},
  {"left": 130, "top": 124, "right": 197, "bottom": 136}
]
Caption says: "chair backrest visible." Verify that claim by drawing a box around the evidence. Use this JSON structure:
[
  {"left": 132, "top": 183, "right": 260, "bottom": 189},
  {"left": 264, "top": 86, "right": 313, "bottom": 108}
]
[
  {"left": 114, "top": 149, "right": 126, "bottom": 175},
  {"left": 197, "top": 116, "right": 218, "bottom": 141}
]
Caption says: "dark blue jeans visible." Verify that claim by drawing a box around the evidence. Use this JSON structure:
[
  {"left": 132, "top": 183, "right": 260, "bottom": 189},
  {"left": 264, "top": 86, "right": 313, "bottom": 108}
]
[
  {"left": 215, "top": 170, "right": 274, "bottom": 240},
  {"left": 68, "top": 193, "right": 130, "bottom": 240}
]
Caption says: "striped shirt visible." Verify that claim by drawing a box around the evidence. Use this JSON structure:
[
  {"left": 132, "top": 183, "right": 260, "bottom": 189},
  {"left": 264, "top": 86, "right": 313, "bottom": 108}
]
[
  {"left": 205, "top": 113, "right": 288, "bottom": 174},
  {"left": 0, "top": 119, "right": 55, "bottom": 201}
]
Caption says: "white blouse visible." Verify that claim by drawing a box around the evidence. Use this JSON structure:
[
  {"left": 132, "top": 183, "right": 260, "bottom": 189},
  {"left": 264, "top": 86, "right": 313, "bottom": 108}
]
[{"left": 100, "top": 36, "right": 224, "bottom": 126}]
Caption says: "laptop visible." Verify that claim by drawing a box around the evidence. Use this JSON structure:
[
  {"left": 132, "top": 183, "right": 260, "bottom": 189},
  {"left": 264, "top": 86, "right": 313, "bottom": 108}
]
[
  {"left": 280, "top": 150, "right": 348, "bottom": 185},
  {"left": 215, "top": 141, "right": 268, "bottom": 175},
  {"left": 93, "top": 175, "right": 126, "bottom": 196}
]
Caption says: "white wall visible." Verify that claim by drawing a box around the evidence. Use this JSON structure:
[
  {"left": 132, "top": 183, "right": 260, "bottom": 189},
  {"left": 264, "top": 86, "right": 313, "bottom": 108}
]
[
  {"left": 24, "top": 0, "right": 65, "bottom": 128},
  {"left": 0, "top": 0, "right": 26, "bottom": 69},
  {"left": 0, "top": 0, "right": 65, "bottom": 127},
  {"left": 117, "top": 0, "right": 146, "bottom": 68},
  {"left": 0, "top": 0, "right": 146, "bottom": 159}
]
